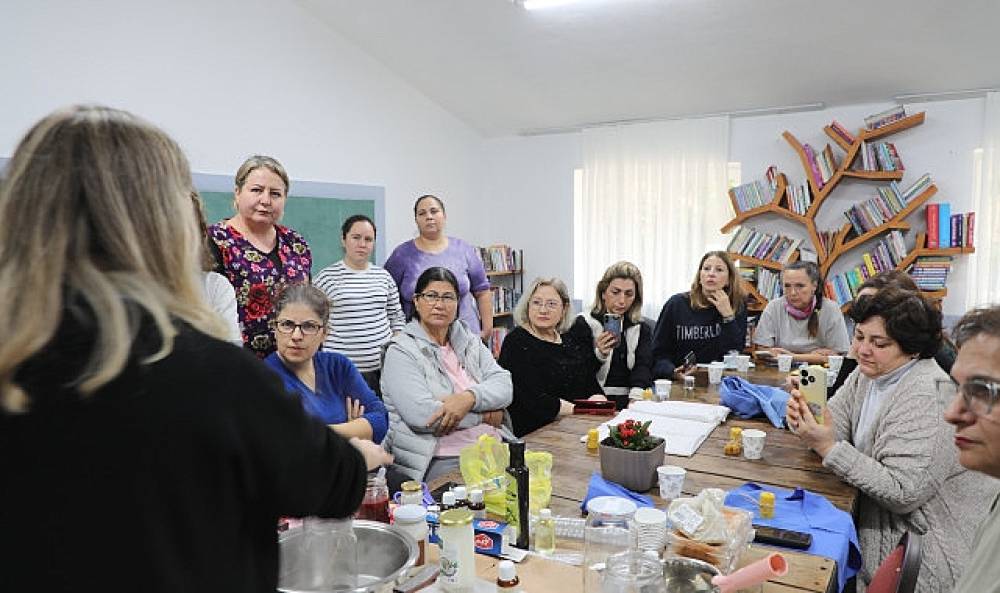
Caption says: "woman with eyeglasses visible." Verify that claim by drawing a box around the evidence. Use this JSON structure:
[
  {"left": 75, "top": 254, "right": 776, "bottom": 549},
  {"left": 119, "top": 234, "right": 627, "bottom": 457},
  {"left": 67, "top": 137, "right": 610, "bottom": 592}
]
[
  {"left": 385, "top": 195, "right": 493, "bottom": 341},
  {"left": 499, "top": 277, "right": 605, "bottom": 437},
  {"left": 567, "top": 261, "right": 653, "bottom": 409},
  {"left": 787, "top": 288, "right": 995, "bottom": 592},
  {"left": 264, "top": 284, "right": 388, "bottom": 443},
  {"left": 753, "top": 260, "right": 849, "bottom": 365},
  {"left": 381, "top": 266, "right": 513, "bottom": 481}
]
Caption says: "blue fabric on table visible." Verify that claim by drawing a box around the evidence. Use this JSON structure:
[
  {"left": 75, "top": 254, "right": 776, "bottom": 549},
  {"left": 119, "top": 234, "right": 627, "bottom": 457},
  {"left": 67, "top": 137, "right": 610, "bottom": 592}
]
[
  {"left": 719, "top": 375, "right": 790, "bottom": 428},
  {"left": 725, "top": 483, "right": 861, "bottom": 593},
  {"left": 580, "top": 472, "right": 654, "bottom": 512}
]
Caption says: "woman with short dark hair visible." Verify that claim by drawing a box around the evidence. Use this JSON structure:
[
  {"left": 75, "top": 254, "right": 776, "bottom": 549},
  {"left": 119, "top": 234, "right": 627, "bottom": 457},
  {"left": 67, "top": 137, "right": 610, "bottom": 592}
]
[{"left": 787, "top": 288, "right": 995, "bottom": 592}]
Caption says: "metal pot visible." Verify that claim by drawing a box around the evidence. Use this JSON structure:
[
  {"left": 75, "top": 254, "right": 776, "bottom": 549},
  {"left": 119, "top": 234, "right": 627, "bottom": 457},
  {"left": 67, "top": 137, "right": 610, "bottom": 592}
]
[
  {"left": 278, "top": 520, "right": 418, "bottom": 593},
  {"left": 662, "top": 556, "right": 722, "bottom": 593}
]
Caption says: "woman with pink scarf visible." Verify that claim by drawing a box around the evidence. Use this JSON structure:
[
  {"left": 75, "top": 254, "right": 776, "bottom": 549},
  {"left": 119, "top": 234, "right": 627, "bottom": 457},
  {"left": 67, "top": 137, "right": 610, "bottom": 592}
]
[{"left": 753, "top": 261, "right": 849, "bottom": 365}]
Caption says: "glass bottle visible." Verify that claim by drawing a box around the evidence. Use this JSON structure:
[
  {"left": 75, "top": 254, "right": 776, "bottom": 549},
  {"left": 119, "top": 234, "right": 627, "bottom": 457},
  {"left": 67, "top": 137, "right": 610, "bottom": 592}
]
[
  {"left": 439, "top": 508, "right": 475, "bottom": 592},
  {"left": 453, "top": 485, "right": 469, "bottom": 508},
  {"left": 393, "top": 504, "right": 428, "bottom": 566},
  {"left": 299, "top": 517, "right": 358, "bottom": 591},
  {"left": 357, "top": 473, "right": 390, "bottom": 523},
  {"left": 583, "top": 496, "right": 637, "bottom": 593},
  {"left": 496, "top": 559, "right": 521, "bottom": 591},
  {"left": 468, "top": 488, "right": 487, "bottom": 519},
  {"left": 442, "top": 490, "right": 457, "bottom": 512},
  {"left": 534, "top": 508, "right": 556, "bottom": 556}
]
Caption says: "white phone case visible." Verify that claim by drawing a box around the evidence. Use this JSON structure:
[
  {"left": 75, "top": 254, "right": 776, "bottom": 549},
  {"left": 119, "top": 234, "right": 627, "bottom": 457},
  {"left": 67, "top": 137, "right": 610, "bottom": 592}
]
[{"left": 798, "top": 365, "right": 828, "bottom": 424}]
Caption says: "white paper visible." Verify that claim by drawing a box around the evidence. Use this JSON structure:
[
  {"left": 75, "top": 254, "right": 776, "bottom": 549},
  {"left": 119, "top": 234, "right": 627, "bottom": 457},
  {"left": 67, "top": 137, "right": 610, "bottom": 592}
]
[{"left": 580, "top": 404, "right": 726, "bottom": 456}]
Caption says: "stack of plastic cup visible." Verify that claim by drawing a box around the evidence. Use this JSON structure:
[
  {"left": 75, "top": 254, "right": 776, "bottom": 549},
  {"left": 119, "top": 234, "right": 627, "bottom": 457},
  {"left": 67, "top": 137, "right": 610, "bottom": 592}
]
[{"left": 633, "top": 507, "right": 668, "bottom": 553}]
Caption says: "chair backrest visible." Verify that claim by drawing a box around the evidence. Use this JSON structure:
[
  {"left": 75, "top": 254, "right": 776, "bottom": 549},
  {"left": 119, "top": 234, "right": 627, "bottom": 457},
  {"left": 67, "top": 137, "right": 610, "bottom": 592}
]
[{"left": 867, "top": 531, "right": 922, "bottom": 593}]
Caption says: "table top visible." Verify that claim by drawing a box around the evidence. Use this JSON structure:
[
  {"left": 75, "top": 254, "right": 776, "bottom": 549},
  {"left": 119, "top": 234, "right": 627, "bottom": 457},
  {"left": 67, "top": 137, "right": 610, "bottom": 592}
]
[{"left": 431, "top": 365, "right": 856, "bottom": 593}]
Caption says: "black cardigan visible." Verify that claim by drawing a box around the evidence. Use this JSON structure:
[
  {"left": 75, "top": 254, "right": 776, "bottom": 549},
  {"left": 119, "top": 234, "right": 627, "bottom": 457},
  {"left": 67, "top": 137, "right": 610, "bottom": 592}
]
[{"left": 1, "top": 313, "right": 367, "bottom": 593}]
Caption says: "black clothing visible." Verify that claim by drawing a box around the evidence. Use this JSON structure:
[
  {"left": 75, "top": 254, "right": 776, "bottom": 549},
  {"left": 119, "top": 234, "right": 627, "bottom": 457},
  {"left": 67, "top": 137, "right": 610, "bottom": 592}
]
[
  {"left": 651, "top": 292, "right": 747, "bottom": 379},
  {"left": 567, "top": 315, "right": 654, "bottom": 409}
]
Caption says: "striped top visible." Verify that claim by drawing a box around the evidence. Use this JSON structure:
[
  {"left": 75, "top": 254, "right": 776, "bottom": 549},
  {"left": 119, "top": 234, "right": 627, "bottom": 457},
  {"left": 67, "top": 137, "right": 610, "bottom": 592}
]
[{"left": 314, "top": 260, "right": 406, "bottom": 372}]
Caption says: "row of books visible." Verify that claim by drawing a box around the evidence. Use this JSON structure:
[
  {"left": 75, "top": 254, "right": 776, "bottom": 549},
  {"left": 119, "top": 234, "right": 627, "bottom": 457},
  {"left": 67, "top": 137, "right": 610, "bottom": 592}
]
[
  {"left": 756, "top": 268, "right": 782, "bottom": 300},
  {"left": 490, "top": 286, "right": 519, "bottom": 315},
  {"left": 815, "top": 229, "right": 839, "bottom": 258},
  {"left": 825, "top": 231, "right": 910, "bottom": 305},
  {"left": 730, "top": 179, "right": 774, "bottom": 213},
  {"left": 865, "top": 105, "right": 907, "bottom": 131},
  {"left": 726, "top": 227, "right": 802, "bottom": 264},
  {"left": 909, "top": 256, "right": 953, "bottom": 291},
  {"left": 858, "top": 141, "right": 904, "bottom": 172},
  {"left": 487, "top": 327, "right": 509, "bottom": 358},
  {"left": 803, "top": 143, "right": 838, "bottom": 189},
  {"left": 842, "top": 174, "right": 933, "bottom": 236},
  {"left": 785, "top": 181, "right": 812, "bottom": 215},
  {"left": 478, "top": 245, "right": 521, "bottom": 273},
  {"left": 828, "top": 120, "right": 856, "bottom": 145},
  {"left": 926, "top": 204, "right": 975, "bottom": 248}
]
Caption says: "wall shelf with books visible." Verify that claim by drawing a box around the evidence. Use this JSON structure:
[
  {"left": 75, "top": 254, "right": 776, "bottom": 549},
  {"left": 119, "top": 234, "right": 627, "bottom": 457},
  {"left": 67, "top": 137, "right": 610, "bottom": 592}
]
[
  {"left": 722, "top": 107, "right": 974, "bottom": 313},
  {"left": 478, "top": 244, "right": 523, "bottom": 357}
]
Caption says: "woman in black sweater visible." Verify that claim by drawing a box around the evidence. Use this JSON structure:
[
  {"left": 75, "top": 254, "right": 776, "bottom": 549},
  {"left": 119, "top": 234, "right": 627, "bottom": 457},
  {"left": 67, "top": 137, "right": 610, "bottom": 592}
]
[
  {"left": 499, "top": 277, "right": 604, "bottom": 437},
  {"left": 0, "top": 106, "right": 391, "bottom": 593},
  {"left": 652, "top": 251, "right": 747, "bottom": 379}
]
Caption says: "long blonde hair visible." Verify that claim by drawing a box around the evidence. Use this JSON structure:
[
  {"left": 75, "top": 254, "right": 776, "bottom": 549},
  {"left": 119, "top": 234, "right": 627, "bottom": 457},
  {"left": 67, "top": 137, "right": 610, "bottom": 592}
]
[
  {"left": 0, "top": 105, "right": 227, "bottom": 411},
  {"left": 590, "top": 261, "right": 644, "bottom": 324}
]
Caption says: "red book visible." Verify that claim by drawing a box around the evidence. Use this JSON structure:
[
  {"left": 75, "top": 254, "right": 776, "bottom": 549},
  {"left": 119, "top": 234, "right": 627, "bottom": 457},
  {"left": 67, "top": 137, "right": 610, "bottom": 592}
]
[
  {"left": 926, "top": 204, "right": 939, "bottom": 249},
  {"left": 967, "top": 212, "right": 976, "bottom": 248}
]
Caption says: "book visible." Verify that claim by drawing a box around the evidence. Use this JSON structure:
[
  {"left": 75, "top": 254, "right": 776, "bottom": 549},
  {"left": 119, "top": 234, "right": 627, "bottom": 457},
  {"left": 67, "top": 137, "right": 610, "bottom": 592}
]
[
  {"left": 938, "top": 202, "right": 951, "bottom": 249},
  {"left": 864, "top": 105, "right": 906, "bottom": 130},
  {"left": 926, "top": 204, "right": 939, "bottom": 249},
  {"left": 829, "top": 120, "right": 855, "bottom": 145},
  {"left": 968, "top": 212, "right": 976, "bottom": 248}
]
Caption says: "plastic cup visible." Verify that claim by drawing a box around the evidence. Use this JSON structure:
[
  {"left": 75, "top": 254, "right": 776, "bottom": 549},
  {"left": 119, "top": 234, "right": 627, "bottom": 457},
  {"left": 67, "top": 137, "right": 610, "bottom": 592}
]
[
  {"left": 723, "top": 351, "right": 739, "bottom": 369},
  {"left": 708, "top": 362, "right": 725, "bottom": 385},
  {"left": 742, "top": 429, "right": 767, "bottom": 460},
  {"left": 654, "top": 379, "right": 672, "bottom": 400},
  {"left": 827, "top": 355, "right": 844, "bottom": 374},
  {"left": 656, "top": 465, "right": 686, "bottom": 500},
  {"left": 736, "top": 355, "right": 751, "bottom": 373},
  {"left": 633, "top": 507, "right": 668, "bottom": 553},
  {"left": 777, "top": 354, "right": 793, "bottom": 373}
]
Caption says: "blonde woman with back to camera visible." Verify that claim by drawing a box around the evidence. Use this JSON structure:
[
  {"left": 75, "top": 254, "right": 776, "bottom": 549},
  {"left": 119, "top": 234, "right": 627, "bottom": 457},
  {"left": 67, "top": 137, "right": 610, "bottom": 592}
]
[{"left": 0, "top": 106, "right": 390, "bottom": 593}]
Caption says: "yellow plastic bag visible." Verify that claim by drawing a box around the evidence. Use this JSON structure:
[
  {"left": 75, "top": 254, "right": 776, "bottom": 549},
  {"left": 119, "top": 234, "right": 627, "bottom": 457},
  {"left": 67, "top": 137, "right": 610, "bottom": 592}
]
[{"left": 459, "top": 434, "right": 553, "bottom": 517}]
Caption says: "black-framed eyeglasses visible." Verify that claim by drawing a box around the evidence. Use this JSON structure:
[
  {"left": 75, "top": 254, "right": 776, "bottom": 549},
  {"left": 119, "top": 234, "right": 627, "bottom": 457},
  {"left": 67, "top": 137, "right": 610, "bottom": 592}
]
[
  {"left": 416, "top": 292, "right": 458, "bottom": 304},
  {"left": 273, "top": 319, "right": 324, "bottom": 336},
  {"left": 936, "top": 377, "right": 1000, "bottom": 416}
]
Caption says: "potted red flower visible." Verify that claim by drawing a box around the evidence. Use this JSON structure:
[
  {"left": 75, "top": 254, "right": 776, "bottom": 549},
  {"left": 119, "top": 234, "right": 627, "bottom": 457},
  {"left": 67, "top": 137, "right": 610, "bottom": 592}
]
[{"left": 599, "top": 419, "right": 666, "bottom": 491}]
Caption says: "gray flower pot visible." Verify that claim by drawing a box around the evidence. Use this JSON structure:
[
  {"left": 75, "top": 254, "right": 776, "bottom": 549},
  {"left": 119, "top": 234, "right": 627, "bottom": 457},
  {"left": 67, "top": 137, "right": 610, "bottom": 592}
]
[{"left": 599, "top": 438, "right": 666, "bottom": 492}]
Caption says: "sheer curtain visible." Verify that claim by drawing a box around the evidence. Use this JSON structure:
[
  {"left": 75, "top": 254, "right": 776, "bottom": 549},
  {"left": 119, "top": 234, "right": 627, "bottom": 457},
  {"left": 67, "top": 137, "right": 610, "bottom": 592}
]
[
  {"left": 576, "top": 117, "right": 731, "bottom": 318},
  {"left": 966, "top": 92, "right": 1000, "bottom": 308}
]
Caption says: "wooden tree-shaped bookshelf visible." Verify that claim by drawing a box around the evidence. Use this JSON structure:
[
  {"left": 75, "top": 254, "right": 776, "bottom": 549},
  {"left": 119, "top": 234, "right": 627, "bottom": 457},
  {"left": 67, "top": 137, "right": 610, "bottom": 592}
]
[{"left": 724, "top": 111, "right": 975, "bottom": 312}]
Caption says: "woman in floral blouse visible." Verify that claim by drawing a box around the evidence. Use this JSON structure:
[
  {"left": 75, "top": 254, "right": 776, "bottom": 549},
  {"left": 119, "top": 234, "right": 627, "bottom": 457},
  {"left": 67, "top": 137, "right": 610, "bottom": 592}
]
[{"left": 208, "top": 155, "right": 311, "bottom": 357}]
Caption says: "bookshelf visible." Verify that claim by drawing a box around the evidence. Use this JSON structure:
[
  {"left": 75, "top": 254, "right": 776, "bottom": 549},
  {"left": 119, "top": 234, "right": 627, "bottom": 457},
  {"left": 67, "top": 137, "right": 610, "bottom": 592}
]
[
  {"left": 478, "top": 244, "right": 524, "bottom": 356},
  {"left": 724, "top": 110, "right": 974, "bottom": 312}
]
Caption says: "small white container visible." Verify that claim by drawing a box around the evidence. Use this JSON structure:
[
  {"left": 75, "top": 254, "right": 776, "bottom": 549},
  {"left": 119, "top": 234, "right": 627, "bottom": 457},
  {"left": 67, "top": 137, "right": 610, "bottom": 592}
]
[
  {"left": 656, "top": 465, "right": 687, "bottom": 500},
  {"left": 708, "top": 362, "right": 725, "bottom": 385},
  {"left": 393, "top": 504, "right": 428, "bottom": 566},
  {"left": 438, "top": 508, "right": 475, "bottom": 592},
  {"left": 736, "top": 355, "right": 751, "bottom": 373},
  {"left": 742, "top": 429, "right": 767, "bottom": 460},
  {"left": 654, "top": 379, "right": 672, "bottom": 400}
]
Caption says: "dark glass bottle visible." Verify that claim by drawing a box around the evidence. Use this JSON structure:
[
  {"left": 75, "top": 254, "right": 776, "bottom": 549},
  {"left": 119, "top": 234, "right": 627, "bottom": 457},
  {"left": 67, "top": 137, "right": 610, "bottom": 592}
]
[{"left": 505, "top": 440, "right": 530, "bottom": 549}]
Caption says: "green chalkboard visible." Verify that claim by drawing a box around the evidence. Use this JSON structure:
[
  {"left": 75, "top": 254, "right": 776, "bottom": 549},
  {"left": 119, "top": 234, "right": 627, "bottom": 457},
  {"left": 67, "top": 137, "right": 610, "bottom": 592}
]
[{"left": 201, "top": 192, "right": 376, "bottom": 276}]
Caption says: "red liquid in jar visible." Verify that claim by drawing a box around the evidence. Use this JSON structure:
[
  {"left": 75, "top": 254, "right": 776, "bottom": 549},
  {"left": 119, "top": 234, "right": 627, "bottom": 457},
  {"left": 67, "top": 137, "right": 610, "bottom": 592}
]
[{"left": 357, "top": 496, "right": 390, "bottom": 523}]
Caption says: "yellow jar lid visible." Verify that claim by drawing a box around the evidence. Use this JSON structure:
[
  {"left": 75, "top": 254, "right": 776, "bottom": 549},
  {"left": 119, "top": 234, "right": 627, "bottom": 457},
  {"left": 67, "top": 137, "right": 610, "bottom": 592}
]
[
  {"left": 440, "top": 508, "right": 474, "bottom": 526},
  {"left": 401, "top": 480, "right": 422, "bottom": 492}
]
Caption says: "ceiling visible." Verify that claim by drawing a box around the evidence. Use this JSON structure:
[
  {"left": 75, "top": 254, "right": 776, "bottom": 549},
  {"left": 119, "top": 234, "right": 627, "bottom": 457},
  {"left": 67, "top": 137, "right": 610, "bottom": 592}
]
[{"left": 299, "top": 0, "right": 1000, "bottom": 137}]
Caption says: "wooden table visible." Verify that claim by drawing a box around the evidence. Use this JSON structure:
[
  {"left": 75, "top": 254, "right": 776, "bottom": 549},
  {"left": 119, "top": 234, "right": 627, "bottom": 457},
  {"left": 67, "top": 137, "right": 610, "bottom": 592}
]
[{"left": 433, "top": 366, "right": 857, "bottom": 593}]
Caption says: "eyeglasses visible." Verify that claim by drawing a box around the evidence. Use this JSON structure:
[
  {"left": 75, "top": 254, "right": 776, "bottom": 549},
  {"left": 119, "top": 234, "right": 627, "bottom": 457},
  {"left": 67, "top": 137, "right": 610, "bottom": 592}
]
[
  {"left": 529, "top": 299, "right": 563, "bottom": 311},
  {"left": 416, "top": 292, "right": 458, "bottom": 304},
  {"left": 937, "top": 377, "right": 1000, "bottom": 417},
  {"left": 273, "top": 319, "right": 324, "bottom": 335}
]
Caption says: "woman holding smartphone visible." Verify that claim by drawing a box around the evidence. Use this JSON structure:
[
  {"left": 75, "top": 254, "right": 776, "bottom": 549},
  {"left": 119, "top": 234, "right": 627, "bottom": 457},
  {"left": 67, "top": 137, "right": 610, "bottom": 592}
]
[
  {"left": 652, "top": 251, "right": 747, "bottom": 380},
  {"left": 566, "top": 261, "right": 652, "bottom": 409}
]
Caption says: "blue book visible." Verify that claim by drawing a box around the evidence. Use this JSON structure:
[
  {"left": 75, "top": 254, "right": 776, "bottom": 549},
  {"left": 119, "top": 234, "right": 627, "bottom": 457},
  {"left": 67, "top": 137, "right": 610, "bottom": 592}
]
[{"left": 938, "top": 202, "right": 951, "bottom": 249}]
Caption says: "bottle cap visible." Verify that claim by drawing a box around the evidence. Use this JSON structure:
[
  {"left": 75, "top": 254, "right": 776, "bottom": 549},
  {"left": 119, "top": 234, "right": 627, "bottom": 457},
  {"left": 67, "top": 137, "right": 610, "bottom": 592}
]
[
  {"left": 442, "top": 491, "right": 456, "bottom": 506},
  {"left": 760, "top": 491, "right": 775, "bottom": 505},
  {"left": 539, "top": 508, "right": 552, "bottom": 519},
  {"left": 508, "top": 439, "right": 526, "bottom": 467},
  {"left": 498, "top": 559, "right": 517, "bottom": 582},
  {"left": 401, "top": 480, "right": 422, "bottom": 493},
  {"left": 453, "top": 485, "right": 468, "bottom": 500},
  {"left": 440, "top": 508, "right": 474, "bottom": 526},
  {"left": 469, "top": 488, "right": 484, "bottom": 503}
]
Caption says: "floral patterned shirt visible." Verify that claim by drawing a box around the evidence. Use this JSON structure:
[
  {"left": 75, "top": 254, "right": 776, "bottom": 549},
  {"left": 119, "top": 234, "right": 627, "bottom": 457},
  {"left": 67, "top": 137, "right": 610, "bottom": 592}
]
[{"left": 208, "top": 222, "right": 312, "bottom": 358}]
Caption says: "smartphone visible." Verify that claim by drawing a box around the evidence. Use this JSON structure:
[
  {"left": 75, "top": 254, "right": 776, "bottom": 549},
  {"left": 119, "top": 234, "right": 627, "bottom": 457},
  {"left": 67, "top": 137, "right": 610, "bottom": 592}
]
[
  {"left": 428, "top": 481, "right": 457, "bottom": 503},
  {"left": 682, "top": 351, "right": 697, "bottom": 368},
  {"left": 753, "top": 525, "right": 813, "bottom": 549},
  {"left": 798, "top": 365, "right": 828, "bottom": 424},
  {"left": 603, "top": 313, "right": 622, "bottom": 338}
]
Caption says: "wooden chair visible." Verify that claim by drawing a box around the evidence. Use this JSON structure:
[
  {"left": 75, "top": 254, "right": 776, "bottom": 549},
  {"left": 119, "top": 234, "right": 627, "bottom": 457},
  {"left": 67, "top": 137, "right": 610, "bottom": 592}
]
[{"left": 867, "top": 531, "right": 921, "bottom": 593}]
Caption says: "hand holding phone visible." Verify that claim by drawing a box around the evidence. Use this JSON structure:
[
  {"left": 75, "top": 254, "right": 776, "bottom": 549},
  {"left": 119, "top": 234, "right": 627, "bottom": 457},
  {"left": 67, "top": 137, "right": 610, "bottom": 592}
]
[{"left": 603, "top": 314, "right": 623, "bottom": 339}]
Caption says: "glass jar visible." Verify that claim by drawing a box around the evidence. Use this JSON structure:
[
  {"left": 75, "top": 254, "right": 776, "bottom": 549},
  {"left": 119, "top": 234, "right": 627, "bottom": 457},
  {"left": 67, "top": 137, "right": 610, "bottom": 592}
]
[
  {"left": 398, "top": 480, "right": 423, "bottom": 506},
  {"left": 357, "top": 474, "right": 390, "bottom": 523},
  {"left": 300, "top": 517, "right": 358, "bottom": 590},
  {"left": 602, "top": 550, "right": 666, "bottom": 593},
  {"left": 583, "top": 496, "right": 637, "bottom": 593},
  {"left": 393, "top": 504, "right": 428, "bottom": 566},
  {"left": 438, "top": 508, "right": 476, "bottom": 592}
]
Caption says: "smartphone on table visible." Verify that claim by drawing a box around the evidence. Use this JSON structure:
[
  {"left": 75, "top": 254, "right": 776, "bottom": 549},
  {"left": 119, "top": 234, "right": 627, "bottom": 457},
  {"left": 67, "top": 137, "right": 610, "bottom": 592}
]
[{"left": 753, "top": 525, "right": 813, "bottom": 549}]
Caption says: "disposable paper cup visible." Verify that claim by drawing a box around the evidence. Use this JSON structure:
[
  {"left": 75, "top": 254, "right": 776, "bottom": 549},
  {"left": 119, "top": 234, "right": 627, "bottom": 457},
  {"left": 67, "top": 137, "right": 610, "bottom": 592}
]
[
  {"left": 736, "top": 355, "right": 751, "bottom": 373},
  {"left": 654, "top": 379, "right": 672, "bottom": 400},
  {"left": 777, "top": 354, "right": 793, "bottom": 373},
  {"left": 657, "top": 465, "right": 686, "bottom": 500},
  {"left": 723, "top": 352, "right": 739, "bottom": 369},
  {"left": 827, "top": 355, "right": 844, "bottom": 374},
  {"left": 708, "top": 362, "right": 725, "bottom": 385},
  {"left": 742, "top": 429, "right": 767, "bottom": 460}
]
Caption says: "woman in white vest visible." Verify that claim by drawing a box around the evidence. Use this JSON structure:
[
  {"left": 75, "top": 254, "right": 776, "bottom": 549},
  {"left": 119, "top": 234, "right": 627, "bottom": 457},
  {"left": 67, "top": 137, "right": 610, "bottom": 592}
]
[{"left": 566, "top": 261, "right": 653, "bottom": 409}]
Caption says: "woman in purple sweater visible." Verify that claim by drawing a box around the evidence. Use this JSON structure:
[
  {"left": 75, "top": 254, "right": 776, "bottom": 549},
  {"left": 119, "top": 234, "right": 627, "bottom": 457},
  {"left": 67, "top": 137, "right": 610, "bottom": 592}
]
[{"left": 385, "top": 195, "right": 493, "bottom": 339}]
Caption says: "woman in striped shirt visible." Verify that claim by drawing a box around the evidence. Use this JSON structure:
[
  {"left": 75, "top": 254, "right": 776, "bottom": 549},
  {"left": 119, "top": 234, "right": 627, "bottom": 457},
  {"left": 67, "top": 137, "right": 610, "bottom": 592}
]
[{"left": 314, "top": 214, "right": 405, "bottom": 393}]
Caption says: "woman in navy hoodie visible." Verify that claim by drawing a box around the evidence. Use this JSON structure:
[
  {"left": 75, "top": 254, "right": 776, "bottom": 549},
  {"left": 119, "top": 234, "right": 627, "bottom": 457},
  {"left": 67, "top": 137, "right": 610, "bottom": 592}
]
[{"left": 652, "top": 251, "right": 747, "bottom": 379}]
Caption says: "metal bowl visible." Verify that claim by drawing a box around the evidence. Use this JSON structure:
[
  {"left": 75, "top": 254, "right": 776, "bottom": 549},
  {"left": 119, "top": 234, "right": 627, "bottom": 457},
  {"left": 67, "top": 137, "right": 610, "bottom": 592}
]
[
  {"left": 278, "top": 520, "right": 418, "bottom": 593},
  {"left": 662, "top": 556, "right": 722, "bottom": 593}
]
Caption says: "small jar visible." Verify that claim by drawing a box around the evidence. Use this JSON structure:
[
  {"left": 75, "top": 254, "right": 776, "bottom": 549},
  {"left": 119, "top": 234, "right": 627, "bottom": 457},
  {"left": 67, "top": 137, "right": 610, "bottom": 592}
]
[
  {"left": 393, "top": 504, "right": 428, "bottom": 566},
  {"left": 357, "top": 474, "right": 390, "bottom": 523},
  {"left": 438, "top": 508, "right": 475, "bottom": 592},
  {"left": 468, "top": 488, "right": 486, "bottom": 520},
  {"left": 426, "top": 504, "right": 441, "bottom": 544},
  {"left": 399, "top": 480, "right": 423, "bottom": 506},
  {"left": 683, "top": 374, "right": 696, "bottom": 395}
]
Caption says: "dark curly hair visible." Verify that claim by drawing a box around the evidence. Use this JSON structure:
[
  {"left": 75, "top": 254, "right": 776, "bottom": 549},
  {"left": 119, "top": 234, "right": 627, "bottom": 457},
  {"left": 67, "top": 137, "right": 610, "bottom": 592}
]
[{"left": 848, "top": 287, "right": 942, "bottom": 358}]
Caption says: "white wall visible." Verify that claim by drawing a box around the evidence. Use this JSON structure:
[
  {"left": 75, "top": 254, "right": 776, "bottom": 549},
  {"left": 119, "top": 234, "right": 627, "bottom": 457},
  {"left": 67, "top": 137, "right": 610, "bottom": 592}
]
[
  {"left": 481, "top": 99, "right": 985, "bottom": 317},
  {"left": 1, "top": 0, "right": 486, "bottom": 254}
]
